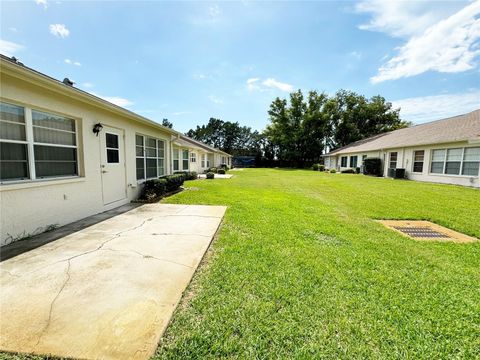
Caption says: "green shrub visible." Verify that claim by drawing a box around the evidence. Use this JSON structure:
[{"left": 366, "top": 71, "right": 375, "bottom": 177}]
[
  {"left": 209, "top": 167, "right": 218, "bottom": 173},
  {"left": 355, "top": 167, "right": 361, "bottom": 174},
  {"left": 206, "top": 172, "right": 215, "bottom": 179},
  {"left": 330, "top": 169, "right": 337, "bottom": 173},
  {"left": 220, "top": 164, "right": 230, "bottom": 170},
  {"left": 319, "top": 165, "right": 325, "bottom": 171},
  {"left": 218, "top": 169, "right": 226, "bottom": 174},
  {"left": 174, "top": 171, "right": 197, "bottom": 180},
  {"left": 312, "top": 164, "right": 319, "bottom": 171},
  {"left": 163, "top": 173, "right": 186, "bottom": 192},
  {"left": 142, "top": 178, "right": 167, "bottom": 199},
  {"left": 341, "top": 168, "right": 356, "bottom": 174}
]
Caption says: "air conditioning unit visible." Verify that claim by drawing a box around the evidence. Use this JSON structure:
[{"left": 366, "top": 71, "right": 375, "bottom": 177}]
[{"left": 388, "top": 168, "right": 405, "bottom": 179}]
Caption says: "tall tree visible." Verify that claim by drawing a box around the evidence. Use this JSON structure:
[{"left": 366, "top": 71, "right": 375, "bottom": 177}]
[{"left": 162, "top": 118, "right": 173, "bottom": 128}]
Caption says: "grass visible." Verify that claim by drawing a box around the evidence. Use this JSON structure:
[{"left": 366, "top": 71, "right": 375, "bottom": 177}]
[
  {"left": 2, "top": 169, "right": 479, "bottom": 360},
  {"left": 155, "top": 168, "right": 480, "bottom": 359}
]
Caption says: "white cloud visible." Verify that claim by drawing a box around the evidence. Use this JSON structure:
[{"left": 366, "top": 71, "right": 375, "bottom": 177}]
[
  {"left": 49, "top": 24, "right": 70, "bottom": 38},
  {"left": 392, "top": 91, "right": 480, "bottom": 123},
  {"left": 0, "top": 39, "right": 24, "bottom": 57},
  {"left": 209, "top": 4, "right": 220, "bottom": 18},
  {"left": 372, "top": 1, "right": 480, "bottom": 83},
  {"left": 35, "top": 0, "right": 48, "bottom": 9},
  {"left": 357, "top": 0, "right": 480, "bottom": 83},
  {"left": 90, "top": 92, "right": 133, "bottom": 107},
  {"left": 208, "top": 95, "right": 223, "bottom": 104},
  {"left": 246, "top": 77, "right": 293, "bottom": 92},
  {"left": 64, "top": 58, "right": 81, "bottom": 66},
  {"left": 262, "top": 78, "right": 294, "bottom": 92},
  {"left": 82, "top": 82, "right": 94, "bottom": 88},
  {"left": 355, "top": 1, "right": 452, "bottom": 38}
]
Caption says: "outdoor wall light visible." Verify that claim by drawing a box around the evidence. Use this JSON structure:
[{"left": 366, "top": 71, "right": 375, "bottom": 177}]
[{"left": 93, "top": 123, "right": 103, "bottom": 136}]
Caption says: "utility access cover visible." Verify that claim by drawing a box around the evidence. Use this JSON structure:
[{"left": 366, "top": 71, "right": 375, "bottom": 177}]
[{"left": 377, "top": 220, "right": 477, "bottom": 243}]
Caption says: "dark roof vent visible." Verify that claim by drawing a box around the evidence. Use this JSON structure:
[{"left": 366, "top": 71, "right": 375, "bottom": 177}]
[{"left": 63, "top": 78, "right": 74, "bottom": 86}]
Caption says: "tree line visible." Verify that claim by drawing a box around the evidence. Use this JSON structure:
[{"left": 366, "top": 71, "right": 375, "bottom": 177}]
[{"left": 186, "top": 89, "right": 410, "bottom": 167}]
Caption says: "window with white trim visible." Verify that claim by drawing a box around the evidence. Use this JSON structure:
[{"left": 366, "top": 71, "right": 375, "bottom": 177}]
[
  {"left": 173, "top": 148, "right": 179, "bottom": 171},
  {"left": 389, "top": 152, "right": 397, "bottom": 169},
  {"left": 431, "top": 147, "right": 480, "bottom": 176},
  {"left": 350, "top": 155, "right": 358, "bottom": 168},
  {"left": 201, "top": 154, "right": 206, "bottom": 168},
  {"left": 135, "top": 134, "right": 165, "bottom": 180},
  {"left": 105, "top": 133, "right": 119, "bottom": 164},
  {"left": 340, "top": 156, "right": 347, "bottom": 167},
  {"left": 182, "top": 149, "right": 189, "bottom": 170},
  {"left": 221, "top": 156, "right": 226, "bottom": 165},
  {"left": 413, "top": 150, "right": 424, "bottom": 173},
  {"left": 0, "top": 101, "right": 78, "bottom": 182},
  {"left": 190, "top": 152, "right": 196, "bottom": 163}
]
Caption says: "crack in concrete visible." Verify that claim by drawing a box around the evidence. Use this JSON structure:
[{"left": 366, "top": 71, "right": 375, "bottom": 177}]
[
  {"left": 151, "top": 232, "right": 211, "bottom": 237},
  {"left": 0, "top": 268, "right": 21, "bottom": 278},
  {"left": 33, "top": 217, "right": 154, "bottom": 347},
  {"left": 100, "top": 248, "right": 193, "bottom": 269}
]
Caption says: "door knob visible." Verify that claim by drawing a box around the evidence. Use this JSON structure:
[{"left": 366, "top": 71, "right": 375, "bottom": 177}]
[{"left": 102, "top": 170, "right": 108, "bottom": 173}]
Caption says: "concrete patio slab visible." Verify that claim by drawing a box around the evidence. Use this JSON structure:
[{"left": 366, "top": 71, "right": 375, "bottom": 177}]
[{"left": 0, "top": 204, "right": 226, "bottom": 360}]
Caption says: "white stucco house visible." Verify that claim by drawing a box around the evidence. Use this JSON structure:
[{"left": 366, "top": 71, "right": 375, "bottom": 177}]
[
  {"left": 322, "top": 110, "right": 480, "bottom": 188},
  {"left": 0, "top": 55, "right": 231, "bottom": 245}
]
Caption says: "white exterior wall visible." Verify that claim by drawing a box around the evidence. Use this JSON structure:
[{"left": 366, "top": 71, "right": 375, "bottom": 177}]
[
  {"left": 337, "top": 151, "right": 381, "bottom": 171},
  {"left": 188, "top": 149, "right": 211, "bottom": 174},
  {"left": 328, "top": 141, "right": 479, "bottom": 188},
  {"left": 0, "top": 74, "right": 174, "bottom": 245}
]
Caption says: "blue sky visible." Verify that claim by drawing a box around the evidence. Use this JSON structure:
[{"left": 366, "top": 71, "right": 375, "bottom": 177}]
[{"left": 1, "top": 0, "right": 479, "bottom": 133}]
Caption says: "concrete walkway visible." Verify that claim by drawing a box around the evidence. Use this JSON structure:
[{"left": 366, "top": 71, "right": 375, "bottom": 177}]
[
  {"left": 0, "top": 204, "right": 226, "bottom": 360},
  {"left": 198, "top": 173, "right": 233, "bottom": 179}
]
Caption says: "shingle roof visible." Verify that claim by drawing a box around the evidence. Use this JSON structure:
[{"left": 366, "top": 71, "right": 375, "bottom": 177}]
[{"left": 324, "top": 109, "right": 480, "bottom": 156}]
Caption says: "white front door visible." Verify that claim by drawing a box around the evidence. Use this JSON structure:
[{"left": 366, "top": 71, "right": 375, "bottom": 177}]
[{"left": 100, "top": 126, "right": 127, "bottom": 205}]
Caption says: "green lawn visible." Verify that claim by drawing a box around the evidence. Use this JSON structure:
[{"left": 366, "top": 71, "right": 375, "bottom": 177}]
[{"left": 156, "top": 168, "right": 480, "bottom": 359}]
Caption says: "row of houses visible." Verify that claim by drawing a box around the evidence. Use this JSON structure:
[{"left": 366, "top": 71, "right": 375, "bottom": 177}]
[
  {"left": 322, "top": 109, "right": 480, "bottom": 188},
  {"left": 0, "top": 55, "right": 231, "bottom": 245}
]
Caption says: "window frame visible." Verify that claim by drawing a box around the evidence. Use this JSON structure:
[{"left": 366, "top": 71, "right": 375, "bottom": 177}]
[
  {"left": 429, "top": 146, "right": 480, "bottom": 177},
  {"left": 182, "top": 149, "right": 189, "bottom": 170},
  {"left": 1, "top": 100, "right": 80, "bottom": 183},
  {"left": 190, "top": 152, "right": 197, "bottom": 163},
  {"left": 350, "top": 155, "right": 358, "bottom": 168},
  {"left": 412, "top": 150, "right": 425, "bottom": 173},
  {"left": 340, "top": 156, "right": 347, "bottom": 167},
  {"left": 389, "top": 152, "right": 398, "bottom": 169},
  {"left": 105, "top": 132, "right": 120, "bottom": 165},
  {"left": 135, "top": 133, "right": 166, "bottom": 181}
]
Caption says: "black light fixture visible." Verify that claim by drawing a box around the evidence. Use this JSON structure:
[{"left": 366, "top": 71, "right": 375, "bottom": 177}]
[{"left": 93, "top": 123, "right": 103, "bottom": 136}]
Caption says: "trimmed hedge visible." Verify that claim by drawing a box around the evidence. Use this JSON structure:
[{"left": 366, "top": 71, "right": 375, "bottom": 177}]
[
  {"left": 319, "top": 165, "right": 325, "bottom": 171},
  {"left": 330, "top": 169, "right": 337, "bottom": 173},
  {"left": 218, "top": 169, "right": 226, "bottom": 174},
  {"left": 341, "top": 168, "right": 356, "bottom": 174},
  {"left": 140, "top": 173, "right": 185, "bottom": 200},
  {"left": 206, "top": 172, "right": 215, "bottom": 179},
  {"left": 312, "top": 164, "right": 319, "bottom": 171},
  {"left": 174, "top": 171, "right": 198, "bottom": 180}
]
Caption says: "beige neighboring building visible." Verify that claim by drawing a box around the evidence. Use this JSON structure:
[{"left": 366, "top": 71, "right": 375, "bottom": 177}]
[
  {"left": 322, "top": 110, "right": 480, "bottom": 188},
  {"left": 0, "top": 55, "right": 231, "bottom": 245}
]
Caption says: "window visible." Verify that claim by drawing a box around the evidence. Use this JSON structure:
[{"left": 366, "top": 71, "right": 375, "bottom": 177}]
[
  {"left": 413, "top": 150, "right": 424, "bottom": 173},
  {"left": 182, "top": 149, "right": 189, "bottom": 170},
  {"left": 173, "top": 149, "right": 179, "bottom": 171},
  {"left": 135, "top": 134, "right": 165, "bottom": 180},
  {"left": 190, "top": 152, "right": 196, "bottom": 163},
  {"left": 201, "top": 154, "right": 206, "bottom": 168},
  {"left": 221, "top": 156, "right": 226, "bottom": 165},
  {"left": 350, "top": 156, "right": 358, "bottom": 168},
  {"left": 445, "top": 148, "right": 462, "bottom": 175},
  {"left": 462, "top": 147, "right": 480, "bottom": 175},
  {"left": 341, "top": 156, "right": 347, "bottom": 167},
  {"left": 0, "top": 102, "right": 28, "bottom": 180},
  {"left": 431, "top": 149, "right": 445, "bottom": 174},
  {"left": 0, "top": 102, "right": 78, "bottom": 182},
  {"left": 105, "top": 133, "right": 119, "bottom": 163},
  {"left": 389, "top": 152, "right": 397, "bottom": 169},
  {"left": 430, "top": 147, "right": 480, "bottom": 176}
]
